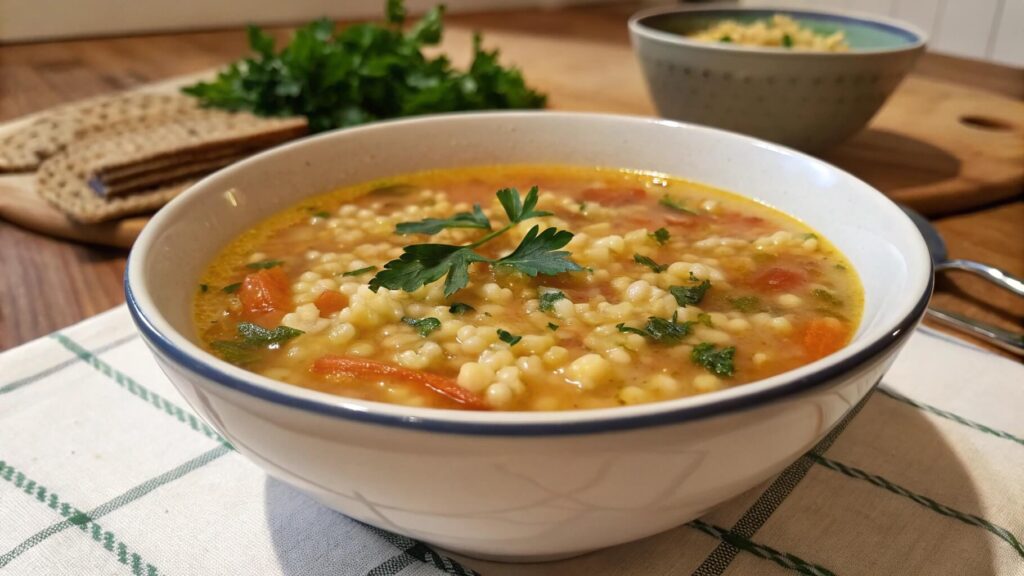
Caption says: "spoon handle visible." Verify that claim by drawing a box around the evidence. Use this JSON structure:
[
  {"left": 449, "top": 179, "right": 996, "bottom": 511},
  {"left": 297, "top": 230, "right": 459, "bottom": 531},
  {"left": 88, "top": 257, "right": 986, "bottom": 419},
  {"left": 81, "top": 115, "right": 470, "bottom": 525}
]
[
  {"left": 926, "top": 307, "right": 1024, "bottom": 356},
  {"left": 937, "top": 259, "right": 1024, "bottom": 297}
]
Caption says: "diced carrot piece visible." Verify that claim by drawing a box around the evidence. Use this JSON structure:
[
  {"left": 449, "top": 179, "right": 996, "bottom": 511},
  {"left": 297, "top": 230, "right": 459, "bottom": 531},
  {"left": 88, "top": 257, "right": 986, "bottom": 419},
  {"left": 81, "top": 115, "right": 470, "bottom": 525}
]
[
  {"left": 311, "top": 355, "right": 490, "bottom": 411},
  {"left": 239, "top": 268, "right": 291, "bottom": 317},
  {"left": 314, "top": 290, "right": 348, "bottom": 316},
  {"left": 581, "top": 187, "right": 646, "bottom": 206},
  {"left": 802, "top": 318, "right": 848, "bottom": 361},
  {"left": 750, "top": 267, "right": 806, "bottom": 292}
]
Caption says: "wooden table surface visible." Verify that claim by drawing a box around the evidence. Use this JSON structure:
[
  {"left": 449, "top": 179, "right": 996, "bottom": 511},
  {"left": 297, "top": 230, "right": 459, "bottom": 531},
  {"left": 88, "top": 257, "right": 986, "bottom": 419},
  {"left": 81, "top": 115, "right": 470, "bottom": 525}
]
[{"left": 1, "top": 3, "right": 1021, "bottom": 356}]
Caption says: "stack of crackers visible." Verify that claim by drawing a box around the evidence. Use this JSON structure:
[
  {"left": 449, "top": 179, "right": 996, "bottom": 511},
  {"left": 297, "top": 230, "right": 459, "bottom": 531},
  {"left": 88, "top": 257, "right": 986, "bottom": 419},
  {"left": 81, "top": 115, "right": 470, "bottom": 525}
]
[{"left": 0, "top": 91, "right": 307, "bottom": 224}]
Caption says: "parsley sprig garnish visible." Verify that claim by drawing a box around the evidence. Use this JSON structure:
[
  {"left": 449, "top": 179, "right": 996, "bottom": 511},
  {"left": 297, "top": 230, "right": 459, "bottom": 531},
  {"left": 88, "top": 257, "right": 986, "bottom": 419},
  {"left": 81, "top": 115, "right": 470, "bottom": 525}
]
[
  {"left": 369, "top": 187, "right": 581, "bottom": 297},
  {"left": 692, "top": 343, "right": 735, "bottom": 377},
  {"left": 211, "top": 322, "right": 304, "bottom": 364},
  {"left": 402, "top": 316, "right": 441, "bottom": 337}
]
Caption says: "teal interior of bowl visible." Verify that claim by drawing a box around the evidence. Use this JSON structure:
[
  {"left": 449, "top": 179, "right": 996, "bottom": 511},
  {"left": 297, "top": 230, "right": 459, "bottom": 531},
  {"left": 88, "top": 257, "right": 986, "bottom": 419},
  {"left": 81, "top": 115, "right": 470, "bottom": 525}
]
[{"left": 641, "top": 9, "right": 921, "bottom": 50}]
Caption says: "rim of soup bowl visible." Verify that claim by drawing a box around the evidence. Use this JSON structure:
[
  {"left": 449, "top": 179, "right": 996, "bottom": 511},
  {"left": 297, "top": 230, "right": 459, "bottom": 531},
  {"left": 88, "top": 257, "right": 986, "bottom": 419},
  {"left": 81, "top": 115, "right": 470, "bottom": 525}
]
[
  {"left": 629, "top": 5, "right": 928, "bottom": 57},
  {"left": 126, "top": 111, "right": 933, "bottom": 436}
]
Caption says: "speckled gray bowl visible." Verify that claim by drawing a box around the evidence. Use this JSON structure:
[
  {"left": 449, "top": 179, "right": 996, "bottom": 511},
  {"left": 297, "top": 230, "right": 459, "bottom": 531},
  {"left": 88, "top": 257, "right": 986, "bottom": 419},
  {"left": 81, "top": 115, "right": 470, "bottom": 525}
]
[{"left": 629, "top": 6, "right": 927, "bottom": 152}]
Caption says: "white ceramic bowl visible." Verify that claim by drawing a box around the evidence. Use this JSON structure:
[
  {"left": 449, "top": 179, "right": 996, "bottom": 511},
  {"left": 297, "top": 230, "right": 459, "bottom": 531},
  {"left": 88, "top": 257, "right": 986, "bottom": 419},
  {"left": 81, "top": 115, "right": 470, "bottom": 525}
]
[
  {"left": 629, "top": 6, "right": 927, "bottom": 152},
  {"left": 126, "top": 112, "right": 931, "bottom": 561}
]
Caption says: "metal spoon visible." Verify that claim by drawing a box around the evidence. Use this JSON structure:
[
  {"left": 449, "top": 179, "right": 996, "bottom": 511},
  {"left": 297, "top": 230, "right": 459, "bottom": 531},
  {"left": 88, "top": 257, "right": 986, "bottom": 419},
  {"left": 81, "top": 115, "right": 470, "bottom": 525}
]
[{"left": 902, "top": 206, "right": 1024, "bottom": 355}]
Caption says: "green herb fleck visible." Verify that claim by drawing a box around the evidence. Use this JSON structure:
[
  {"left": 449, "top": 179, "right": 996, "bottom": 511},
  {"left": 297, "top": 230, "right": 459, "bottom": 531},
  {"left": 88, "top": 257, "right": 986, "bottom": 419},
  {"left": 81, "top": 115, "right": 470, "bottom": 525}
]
[
  {"left": 222, "top": 282, "right": 242, "bottom": 294},
  {"left": 578, "top": 201, "right": 588, "bottom": 213},
  {"left": 616, "top": 311, "right": 693, "bottom": 345},
  {"left": 539, "top": 290, "right": 567, "bottom": 313},
  {"left": 199, "top": 283, "right": 209, "bottom": 293},
  {"left": 782, "top": 33, "right": 794, "bottom": 48},
  {"left": 370, "top": 187, "right": 580, "bottom": 297},
  {"left": 210, "top": 340, "right": 260, "bottom": 365},
  {"left": 649, "top": 227, "right": 670, "bottom": 245},
  {"left": 634, "top": 254, "right": 668, "bottom": 273},
  {"left": 449, "top": 302, "right": 475, "bottom": 314},
  {"left": 181, "top": 1, "right": 546, "bottom": 133},
  {"left": 834, "top": 263, "right": 847, "bottom": 271},
  {"left": 669, "top": 277, "right": 712, "bottom": 306},
  {"left": 728, "top": 295, "right": 761, "bottom": 312},
  {"left": 238, "top": 322, "right": 305, "bottom": 345},
  {"left": 313, "top": 210, "right": 331, "bottom": 219},
  {"left": 697, "top": 312, "right": 713, "bottom": 328},
  {"left": 720, "top": 35, "right": 733, "bottom": 43},
  {"left": 342, "top": 266, "right": 378, "bottom": 277},
  {"left": 246, "top": 259, "right": 284, "bottom": 270},
  {"left": 812, "top": 288, "right": 843, "bottom": 307},
  {"left": 691, "top": 343, "right": 735, "bottom": 377},
  {"left": 402, "top": 316, "right": 441, "bottom": 337},
  {"left": 497, "top": 329, "right": 522, "bottom": 346},
  {"left": 659, "top": 195, "right": 697, "bottom": 215},
  {"left": 801, "top": 233, "right": 818, "bottom": 240},
  {"left": 547, "top": 322, "right": 559, "bottom": 331}
]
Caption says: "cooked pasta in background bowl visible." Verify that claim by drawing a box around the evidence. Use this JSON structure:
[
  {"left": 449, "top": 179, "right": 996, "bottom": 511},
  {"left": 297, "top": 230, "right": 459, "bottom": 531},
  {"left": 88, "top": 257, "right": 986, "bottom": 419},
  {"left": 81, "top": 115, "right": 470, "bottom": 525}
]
[
  {"left": 629, "top": 6, "right": 927, "bottom": 151},
  {"left": 126, "top": 112, "right": 932, "bottom": 561}
]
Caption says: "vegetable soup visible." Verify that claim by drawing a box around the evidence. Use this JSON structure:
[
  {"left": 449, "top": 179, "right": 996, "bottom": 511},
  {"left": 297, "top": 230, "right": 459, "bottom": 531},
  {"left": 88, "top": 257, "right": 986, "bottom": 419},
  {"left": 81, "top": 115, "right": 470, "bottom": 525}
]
[{"left": 194, "top": 166, "right": 863, "bottom": 411}]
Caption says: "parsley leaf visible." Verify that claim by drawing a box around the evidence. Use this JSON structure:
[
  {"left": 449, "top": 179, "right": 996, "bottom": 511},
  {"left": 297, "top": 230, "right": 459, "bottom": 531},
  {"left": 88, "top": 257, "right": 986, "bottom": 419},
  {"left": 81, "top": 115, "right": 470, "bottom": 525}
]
[
  {"left": 342, "top": 266, "right": 377, "bottom": 277},
  {"left": 199, "top": 283, "right": 209, "bottom": 293},
  {"left": 238, "top": 322, "right": 305, "bottom": 345},
  {"left": 370, "top": 244, "right": 489, "bottom": 297},
  {"left": 728, "top": 296, "right": 762, "bottom": 312},
  {"left": 782, "top": 33, "right": 794, "bottom": 48},
  {"left": 538, "top": 290, "right": 566, "bottom": 313},
  {"left": 246, "top": 259, "right": 284, "bottom": 270},
  {"left": 182, "top": 1, "right": 546, "bottom": 133},
  {"left": 496, "top": 186, "right": 552, "bottom": 223},
  {"left": 659, "top": 195, "right": 697, "bottom": 215},
  {"left": 691, "top": 343, "right": 735, "bottom": 377},
  {"left": 210, "top": 340, "right": 260, "bottom": 365},
  {"left": 497, "top": 329, "right": 522, "bottom": 346},
  {"left": 812, "top": 288, "right": 843, "bottom": 307},
  {"left": 449, "top": 302, "right": 475, "bottom": 314},
  {"left": 634, "top": 254, "right": 667, "bottom": 273},
  {"left": 402, "top": 316, "right": 441, "bottom": 337},
  {"left": 616, "top": 312, "right": 693, "bottom": 344},
  {"left": 669, "top": 278, "right": 712, "bottom": 306},
  {"left": 697, "top": 312, "right": 713, "bottom": 327},
  {"left": 222, "top": 282, "right": 242, "bottom": 294},
  {"left": 497, "top": 226, "right": 581, "bottom": 277},
  {"left": 396, "top": 204, "right": 491, "bottom": 234},
  {"left": 547, "top": 322, "right": 559, "bottom": 331},
  {"left": 649, "top": 227, "right": 670, "bottom": 245}
]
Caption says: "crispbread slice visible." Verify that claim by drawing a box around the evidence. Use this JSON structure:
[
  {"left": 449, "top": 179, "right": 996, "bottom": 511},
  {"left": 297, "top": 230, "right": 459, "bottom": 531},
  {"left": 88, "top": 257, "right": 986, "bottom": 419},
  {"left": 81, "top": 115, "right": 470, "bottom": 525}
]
[
  {"left": 35, "top": 111, "right": 307, "bottom": 222},
  {"left": 0, "top": 92, "right": 204, "bottom": 173},
  {"left": 89, "top": 153, "right": 248, "bottom": 198}
]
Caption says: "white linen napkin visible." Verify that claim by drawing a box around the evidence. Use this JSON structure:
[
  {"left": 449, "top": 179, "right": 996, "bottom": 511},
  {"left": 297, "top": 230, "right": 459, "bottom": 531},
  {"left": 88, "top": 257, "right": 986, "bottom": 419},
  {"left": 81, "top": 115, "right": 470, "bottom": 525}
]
[{"left": 1, "top": 306, "right": 1020, "bottom": 575}]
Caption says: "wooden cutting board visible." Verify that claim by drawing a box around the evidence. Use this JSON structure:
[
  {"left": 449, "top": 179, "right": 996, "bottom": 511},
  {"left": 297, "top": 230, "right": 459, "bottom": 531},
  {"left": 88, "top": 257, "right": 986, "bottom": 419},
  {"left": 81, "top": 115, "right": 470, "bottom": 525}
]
[{"left": 1, "top": 27, "right": 1021, "bottom": 248}]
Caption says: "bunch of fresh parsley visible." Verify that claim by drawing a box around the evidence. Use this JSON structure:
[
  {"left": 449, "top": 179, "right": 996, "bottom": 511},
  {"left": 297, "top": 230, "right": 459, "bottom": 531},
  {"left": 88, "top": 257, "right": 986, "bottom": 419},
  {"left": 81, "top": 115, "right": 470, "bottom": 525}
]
[
  {"left": 369, "top": 186, "right": 581, "bottom": 297},
  {"left": 182, "top": 0, "right": 546, "bottom": 132}
]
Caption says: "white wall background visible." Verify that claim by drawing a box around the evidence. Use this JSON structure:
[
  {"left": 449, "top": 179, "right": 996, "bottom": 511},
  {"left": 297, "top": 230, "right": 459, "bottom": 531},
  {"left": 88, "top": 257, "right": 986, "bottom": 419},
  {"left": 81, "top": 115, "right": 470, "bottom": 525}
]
[{"left": 741, "top": 0, "right": 1024, "bottom": 66}]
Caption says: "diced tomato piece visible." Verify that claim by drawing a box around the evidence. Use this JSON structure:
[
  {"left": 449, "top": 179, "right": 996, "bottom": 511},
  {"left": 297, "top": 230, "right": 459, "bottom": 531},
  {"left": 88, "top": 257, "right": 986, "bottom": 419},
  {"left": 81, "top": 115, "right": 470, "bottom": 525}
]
[
  {"left": 311, "top": 355, "right": 489, "bottom": 410},
  {"left": 802, "top": 318, "right": 848, "bottom": 360},
  {"left": 239, "top": 268, "right": 291, "bottom": 317},
  {"left": 581, "top": 187, "right": 646, "bottom": 206},
  {"left": 750, "top": 267, "right": 806, "bottom": 292},
  {"left": 314, "top": 290, "right": 348, "bottom": 316}
]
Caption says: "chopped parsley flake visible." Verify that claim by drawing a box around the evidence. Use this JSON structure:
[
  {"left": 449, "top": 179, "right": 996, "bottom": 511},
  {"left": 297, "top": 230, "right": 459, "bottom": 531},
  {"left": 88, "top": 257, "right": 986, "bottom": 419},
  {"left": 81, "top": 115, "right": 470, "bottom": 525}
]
[
  {"left": 669, "top": 277, "right": 712, "bottom": 306},
  {"left": 812, "top": 288, "right": 843, "bottom": 307},
  {"left": 539, "top": 290, "right": 567, "bottom": 313},
  {"left": 728, "top": 295, "right": 761, "bottom": 312},
  {"left": 199, "top": 283, "right": 209, "bottom": 293},
  {"left": 547, "top": 322, "right": 559, "bottom": 331},
  {"left": 402, "top": 316, "right": 441, "bottom": 337},
  {"left": 658, "top": 195, "right": 697, "bottom": 215},
  {"left": 697, "top": 312, "right": 713, "bottom": 328},
  {"left": 617, "top": 311, "right": 693, "bottom": 344},
  {"left": 691, "top": 343, "right": 735, "bottom": 377},
  {"left": 634, "top": 254, "right": 668, "bottom": 273},
  {"left": 448, "top": 302, "right": 475, "bottom": 314},
  {"left": 246, "top": 259, "right": 284, "bottom": 270},
  {"left": 222, "top": 282, "right": 242, "bottom": 294},
  {"left": 649, "top": 227, "right": 670, "bottom": 245},
  {"left": 497, "top": 329, "right": 522, "bottom": 346},
  {"left": 211, "top": 322, "right": 304, "bottom": 364}
]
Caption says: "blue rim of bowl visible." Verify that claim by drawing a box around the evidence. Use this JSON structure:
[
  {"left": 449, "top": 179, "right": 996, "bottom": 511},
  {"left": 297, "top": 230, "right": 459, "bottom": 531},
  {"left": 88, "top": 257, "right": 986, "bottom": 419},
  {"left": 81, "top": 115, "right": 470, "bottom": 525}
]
[
  {"left": 125, "top": 265, "right": 932, "bottom": 436},
  {"left": 629, "top": 5, "right": 928, "bottom": 55}
]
